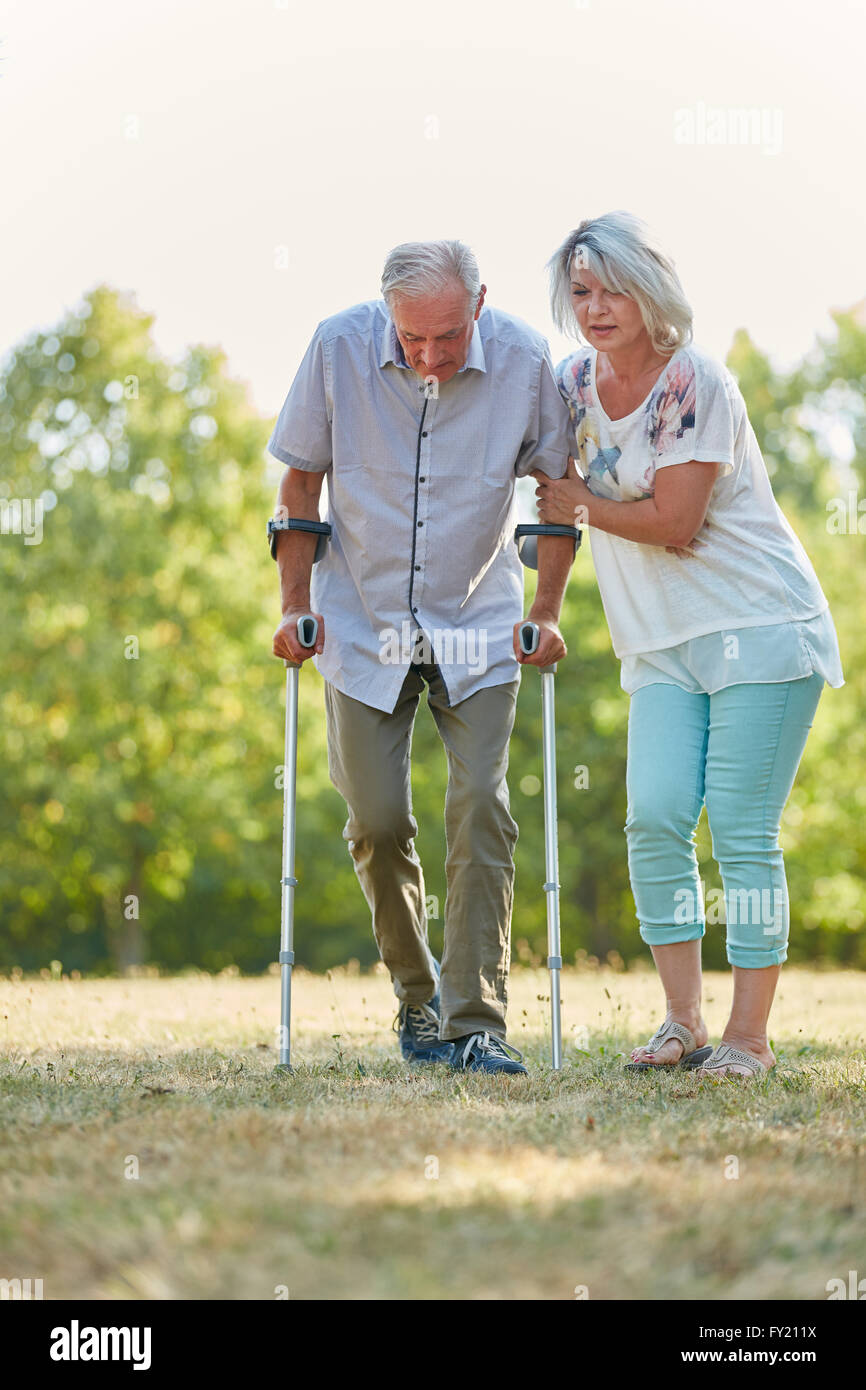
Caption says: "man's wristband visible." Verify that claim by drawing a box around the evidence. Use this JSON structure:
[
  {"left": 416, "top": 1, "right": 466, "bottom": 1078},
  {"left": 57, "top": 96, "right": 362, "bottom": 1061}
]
[{"left": 267, "top": 518, "right": 332, "bottom": 563}]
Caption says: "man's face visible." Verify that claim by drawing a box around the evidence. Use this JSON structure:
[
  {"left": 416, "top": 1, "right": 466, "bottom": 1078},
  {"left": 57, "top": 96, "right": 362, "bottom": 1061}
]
[{"left": 390, "top": 279, "right": 486, "bottom": 385}]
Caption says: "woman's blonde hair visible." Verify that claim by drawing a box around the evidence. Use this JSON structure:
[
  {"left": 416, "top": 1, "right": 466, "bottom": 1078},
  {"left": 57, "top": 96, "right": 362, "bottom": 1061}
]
[{"left": 547, "top": 211, "right": 693, "bottom": 355}]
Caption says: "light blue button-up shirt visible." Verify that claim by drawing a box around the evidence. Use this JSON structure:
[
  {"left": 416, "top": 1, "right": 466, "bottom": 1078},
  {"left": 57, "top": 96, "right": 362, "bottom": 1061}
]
[{"left": 267, "top": 299, "right": 571, "bottom": 712}]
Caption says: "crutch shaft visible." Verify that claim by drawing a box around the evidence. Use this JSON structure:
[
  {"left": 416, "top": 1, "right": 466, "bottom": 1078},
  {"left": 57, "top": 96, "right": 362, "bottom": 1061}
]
[
  {"left": 541, "top": 670, "right": 563, "bottom": 1071},
  {"left": 279, "top": 661, "right": 300, "bottom": 1069}
]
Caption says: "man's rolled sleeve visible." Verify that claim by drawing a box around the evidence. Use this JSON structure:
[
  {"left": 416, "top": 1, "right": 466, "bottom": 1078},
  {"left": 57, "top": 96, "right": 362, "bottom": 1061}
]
[
  {"left": 267, "top": 324, "right": 333, "bottom": 472},
  {"left": 514, "top": 349, "right": 572, "bottom": 480}
]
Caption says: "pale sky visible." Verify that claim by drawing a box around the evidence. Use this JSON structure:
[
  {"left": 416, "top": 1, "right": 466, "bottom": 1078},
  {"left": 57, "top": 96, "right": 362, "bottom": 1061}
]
[{"left": 2, "top": 0, "right": 865, "bottom": 418}]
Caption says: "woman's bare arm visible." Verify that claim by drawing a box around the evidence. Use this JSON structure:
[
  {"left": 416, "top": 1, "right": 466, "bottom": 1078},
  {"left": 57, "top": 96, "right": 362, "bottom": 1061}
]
[{"left": 535, "top": 456, "right": 719, "bottom": 549}]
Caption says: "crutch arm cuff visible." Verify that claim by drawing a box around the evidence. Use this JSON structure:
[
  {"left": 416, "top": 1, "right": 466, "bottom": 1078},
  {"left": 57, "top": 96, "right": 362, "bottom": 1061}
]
[
  {"left": 267, "top": 517, "right": 332, "bottom": 562},
  {"left": 514, "top": 523, "right": 581, "bottom": 571}
]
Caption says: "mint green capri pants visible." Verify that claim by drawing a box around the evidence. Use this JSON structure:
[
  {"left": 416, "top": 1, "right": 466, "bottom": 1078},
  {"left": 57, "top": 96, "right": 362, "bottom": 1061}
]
[{"left": 625, "top": 674, "right": 824, "bottom": 968}]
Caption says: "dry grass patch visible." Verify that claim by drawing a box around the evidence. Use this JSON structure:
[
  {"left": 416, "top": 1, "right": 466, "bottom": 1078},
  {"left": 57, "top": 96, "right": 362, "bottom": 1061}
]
[{"left": 1, "top": 966, "right": 864, "bottom": 1299}]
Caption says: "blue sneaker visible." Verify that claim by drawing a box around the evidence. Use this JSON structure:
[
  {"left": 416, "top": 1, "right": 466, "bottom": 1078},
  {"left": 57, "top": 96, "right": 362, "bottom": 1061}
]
[
  {"left": 395, "top": 959, "right": 452, "bottom": 1064},
  {"left": 449, "top": 1031, "right": 528, "bottom": 1075}
]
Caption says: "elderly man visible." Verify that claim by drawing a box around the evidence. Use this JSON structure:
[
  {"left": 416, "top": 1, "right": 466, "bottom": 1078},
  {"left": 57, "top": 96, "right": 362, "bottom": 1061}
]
[{"left": 268, "top": 240, "right": 574, "bottom": 1075}]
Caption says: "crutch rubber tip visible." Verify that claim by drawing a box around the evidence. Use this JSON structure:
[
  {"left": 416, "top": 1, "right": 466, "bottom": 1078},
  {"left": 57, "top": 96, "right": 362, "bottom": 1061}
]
[{"left": 273, "top": 1063, "right": 294, "bottom": 1076}]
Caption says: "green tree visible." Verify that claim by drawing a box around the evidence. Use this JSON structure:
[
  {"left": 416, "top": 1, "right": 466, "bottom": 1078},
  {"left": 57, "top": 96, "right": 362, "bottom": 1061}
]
[{"left": 0, "top": 286, "right": 316, "bottom": 971}]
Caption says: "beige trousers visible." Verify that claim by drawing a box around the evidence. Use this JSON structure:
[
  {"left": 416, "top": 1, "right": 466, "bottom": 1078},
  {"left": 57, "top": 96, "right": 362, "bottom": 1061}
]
[{"left": 324, "top": 661, "right": 520, "bottom": 1040}]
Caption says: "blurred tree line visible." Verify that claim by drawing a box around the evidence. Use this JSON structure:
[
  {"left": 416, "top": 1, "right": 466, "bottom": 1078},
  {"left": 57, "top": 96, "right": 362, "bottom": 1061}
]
[{"left": 1, "top": 287, "right": 864, "bottom": 975}]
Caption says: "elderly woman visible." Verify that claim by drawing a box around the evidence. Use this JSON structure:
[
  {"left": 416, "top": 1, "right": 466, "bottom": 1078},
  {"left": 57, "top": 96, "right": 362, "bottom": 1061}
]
[{"left": 535, "top": 211, "right": 844, "bottom": 1078}]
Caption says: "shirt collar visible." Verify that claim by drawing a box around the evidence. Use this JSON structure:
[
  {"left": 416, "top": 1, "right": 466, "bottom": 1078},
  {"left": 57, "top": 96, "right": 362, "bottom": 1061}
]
[{"left": 378, "top": 306, "right": 487, "bottom": 376}]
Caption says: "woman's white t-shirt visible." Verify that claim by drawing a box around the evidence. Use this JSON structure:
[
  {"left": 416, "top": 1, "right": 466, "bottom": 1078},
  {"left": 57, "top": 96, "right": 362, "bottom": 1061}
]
[{"left": 554, "top": 343, "right": 839, "bottom": 670}]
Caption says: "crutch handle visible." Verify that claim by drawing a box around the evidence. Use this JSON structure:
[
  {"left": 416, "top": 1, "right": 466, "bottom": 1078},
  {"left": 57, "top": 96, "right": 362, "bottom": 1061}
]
[
  {"left": 284, "top": 614, "right": 319, "bottom": 669},
  {"left": 518, "top": 621, "right": 539, "bottom": 655},
  {"left": 518, "top": 621, "right": 557, "bottom": 674}
]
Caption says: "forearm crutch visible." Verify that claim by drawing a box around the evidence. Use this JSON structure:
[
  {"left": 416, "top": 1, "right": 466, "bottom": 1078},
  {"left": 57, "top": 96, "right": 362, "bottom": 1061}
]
[
  {"left": 515, "top": 522, "right": 581, "bottom": 1071},
  {"left": 267, "top": 515, "right": 331, "bottom": 1075},
  {"left": 276, "top": 614, "right": 318, "bottom": 1073}
]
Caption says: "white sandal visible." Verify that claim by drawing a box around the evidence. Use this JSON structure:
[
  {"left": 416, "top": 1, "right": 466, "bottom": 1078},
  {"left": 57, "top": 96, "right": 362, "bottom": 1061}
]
[
  {"left": 624, "top": 1019, "right": 713, "bottom": 1073},
  {"left": 696, "top": 1042, "right": 770, "bottom": 1079}
]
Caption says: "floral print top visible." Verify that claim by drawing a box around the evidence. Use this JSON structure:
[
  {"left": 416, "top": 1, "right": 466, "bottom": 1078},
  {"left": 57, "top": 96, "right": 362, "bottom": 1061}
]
[{"left": 555, "top": 346, "right": 698, "bottom": 502}]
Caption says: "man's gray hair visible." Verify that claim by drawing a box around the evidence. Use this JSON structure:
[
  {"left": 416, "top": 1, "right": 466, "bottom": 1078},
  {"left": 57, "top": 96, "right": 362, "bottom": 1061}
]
[
  {"left": 547, "top": 211, "right": 693, "bottom": 355},
  {"left": 381, "top": 240, "right": 481, "bottom": 310}
]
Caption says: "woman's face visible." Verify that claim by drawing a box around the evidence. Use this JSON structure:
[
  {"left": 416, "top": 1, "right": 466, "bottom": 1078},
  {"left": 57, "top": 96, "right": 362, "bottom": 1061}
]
[{"left": 569, "top": 262, "right": 647, "bottom": 351}]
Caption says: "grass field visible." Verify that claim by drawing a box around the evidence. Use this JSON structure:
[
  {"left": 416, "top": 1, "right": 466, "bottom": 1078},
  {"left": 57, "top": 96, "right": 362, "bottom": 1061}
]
[{"left": 1, "top": 965, "right": 864, "bottom": 1301}]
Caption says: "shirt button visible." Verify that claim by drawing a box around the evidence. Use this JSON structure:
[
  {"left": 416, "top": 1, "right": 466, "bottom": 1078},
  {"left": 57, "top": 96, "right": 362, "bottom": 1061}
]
[
  {"left": 412, "top": 606, "right": 418, "bottom": 614},
  {"left": 417, "top": 521, "right": 423, "bottom": 527},
  {"left": 422, "top": 431, "right": 428, "bottom": 437},
  {"left": 414, "top": 565, "right": 420, "bottom": 571},
  {"left": 419, "top": 476, "right": 426, "bottom": 482}
]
